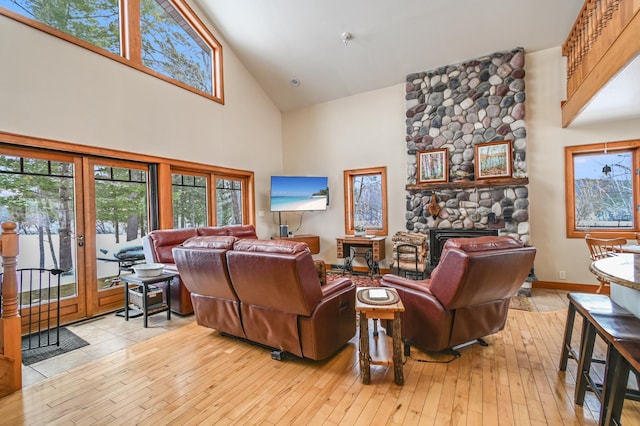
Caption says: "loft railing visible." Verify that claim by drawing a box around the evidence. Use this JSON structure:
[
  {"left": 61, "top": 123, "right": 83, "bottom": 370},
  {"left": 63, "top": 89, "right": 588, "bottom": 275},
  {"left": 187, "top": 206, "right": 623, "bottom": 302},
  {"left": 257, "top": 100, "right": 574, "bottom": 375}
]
[
  {"left": 561, "top": 0, "right": 640, "bottom": 126},
  {"left": 0, "top": 222, "right": 22, "bottom": 397}
]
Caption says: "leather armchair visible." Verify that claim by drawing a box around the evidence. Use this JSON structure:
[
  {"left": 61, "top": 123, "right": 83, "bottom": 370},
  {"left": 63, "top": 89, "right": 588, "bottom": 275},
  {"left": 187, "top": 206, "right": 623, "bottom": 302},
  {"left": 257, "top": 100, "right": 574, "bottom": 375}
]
[{"left": 380, "top": 236, "right": 536, "bottom": 353}]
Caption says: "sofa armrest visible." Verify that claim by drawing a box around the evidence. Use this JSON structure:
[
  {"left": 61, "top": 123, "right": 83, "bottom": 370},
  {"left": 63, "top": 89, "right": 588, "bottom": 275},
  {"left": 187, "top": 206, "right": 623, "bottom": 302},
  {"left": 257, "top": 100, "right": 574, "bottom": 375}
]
[
  {"left": 380, "top": 274, "right": 432, "bottom": 294},
  {"left": 321, "top": 277, "right": 353, "bottom": 298}
]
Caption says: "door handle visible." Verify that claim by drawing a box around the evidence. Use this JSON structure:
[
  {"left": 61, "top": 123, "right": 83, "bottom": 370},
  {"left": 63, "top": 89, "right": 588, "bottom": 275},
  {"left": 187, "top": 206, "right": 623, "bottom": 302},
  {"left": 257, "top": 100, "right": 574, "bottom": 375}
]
[{"left": 77, "top": 235, "right": 85, "bottom": 247}]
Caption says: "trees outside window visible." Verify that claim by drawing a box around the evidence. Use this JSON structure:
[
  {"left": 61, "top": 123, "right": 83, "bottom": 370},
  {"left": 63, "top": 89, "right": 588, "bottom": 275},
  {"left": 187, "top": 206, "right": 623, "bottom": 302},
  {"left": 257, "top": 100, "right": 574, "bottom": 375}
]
[
  {"left": 0, "top": 154, "right": 76, "bottom": 273},
  {"left": 344, "top": 167, "right": 388, "bottom": 236},
  {"left": 574, "top": 151, "right": 633, "bottom": 229},
  {"left": 216, "top": 177, "right": 243, "bottom": 225},
  {"left": 1, "top": 134, "right": 254, "bottom": 321},
  {"left": 141, "top": 0, "right": 212, "bottom": 93},
  {"left": 169, "top": 171, "right": 248, "bottom": 229},
  {"left": 172, "top": 172, "right": 207, "bottom": 228},
  {"left": 0, "top": 0, "right": 222, "bottom": 101},
  {"left": 0, "top": 0, "right": 120, "bottom": 54},
  {"left": 565, "top": 140, "right": 640, "bottom": 238}
]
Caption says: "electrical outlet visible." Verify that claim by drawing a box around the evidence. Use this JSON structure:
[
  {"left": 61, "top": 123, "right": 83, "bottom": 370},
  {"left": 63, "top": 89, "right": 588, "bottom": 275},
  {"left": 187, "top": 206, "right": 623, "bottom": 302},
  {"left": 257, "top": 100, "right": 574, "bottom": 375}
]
[
  {"left": 258, "top": 211, "right": 265, "bottom": 217},
  {"left": 559, "top": 270, "right": 567, "bottom": 280}
]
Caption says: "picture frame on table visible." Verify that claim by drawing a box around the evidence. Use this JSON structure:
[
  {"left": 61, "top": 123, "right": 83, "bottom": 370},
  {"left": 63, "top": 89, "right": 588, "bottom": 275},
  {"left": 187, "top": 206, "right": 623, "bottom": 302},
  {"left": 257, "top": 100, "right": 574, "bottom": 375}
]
[
  {"left": 474, "top": 140, "right": 512, "bottom": 179},
  {"left": 417, "top": 149, "right": 448, "bottom": 183}
]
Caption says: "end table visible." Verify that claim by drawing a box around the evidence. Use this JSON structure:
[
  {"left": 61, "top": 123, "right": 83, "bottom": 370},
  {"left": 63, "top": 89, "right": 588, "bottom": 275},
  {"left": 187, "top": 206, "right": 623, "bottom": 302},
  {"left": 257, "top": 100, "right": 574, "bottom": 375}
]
[
  {"left": 120, "top": 272, "right": 175, "bottom": 327},
  {"left": 355, "top": 287, "right": 405, "bottom": 385}
]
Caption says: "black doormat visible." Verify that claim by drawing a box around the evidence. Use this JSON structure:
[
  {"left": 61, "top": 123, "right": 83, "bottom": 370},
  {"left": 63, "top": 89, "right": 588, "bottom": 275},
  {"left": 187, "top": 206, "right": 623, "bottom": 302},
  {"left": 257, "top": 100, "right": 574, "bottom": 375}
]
[{"left": 22, "top": 327, "right": 90, "bottom": 366}]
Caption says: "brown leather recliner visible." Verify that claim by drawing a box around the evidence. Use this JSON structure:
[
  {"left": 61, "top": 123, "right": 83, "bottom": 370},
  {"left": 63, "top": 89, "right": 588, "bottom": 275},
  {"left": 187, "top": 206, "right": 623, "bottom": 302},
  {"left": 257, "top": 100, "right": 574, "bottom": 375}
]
[
  {"left": 171, "top": 236, "right": 246, "bottom": 338},
  {"left": 380, "top": 236, "right": 536, "bottom": 353},
  {"left": 174, "top": 238, "right": 356, "bottom": 361},
  {"left": 142, "top": 225, "right": 257, "bottom": 315}
]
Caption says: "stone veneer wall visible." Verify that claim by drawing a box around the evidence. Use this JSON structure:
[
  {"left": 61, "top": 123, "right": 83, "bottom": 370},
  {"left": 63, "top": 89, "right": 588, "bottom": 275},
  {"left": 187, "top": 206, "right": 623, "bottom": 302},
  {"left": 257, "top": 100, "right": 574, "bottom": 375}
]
[{"left": 405, "top": 48, "right": 530, "bottom": 245}]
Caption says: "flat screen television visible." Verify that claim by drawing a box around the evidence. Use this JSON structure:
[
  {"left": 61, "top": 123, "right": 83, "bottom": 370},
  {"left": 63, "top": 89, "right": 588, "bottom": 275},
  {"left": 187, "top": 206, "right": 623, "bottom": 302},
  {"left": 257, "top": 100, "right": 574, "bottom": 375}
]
[{"left": 270, "top": 176, "right": 329, "bottom": 212}]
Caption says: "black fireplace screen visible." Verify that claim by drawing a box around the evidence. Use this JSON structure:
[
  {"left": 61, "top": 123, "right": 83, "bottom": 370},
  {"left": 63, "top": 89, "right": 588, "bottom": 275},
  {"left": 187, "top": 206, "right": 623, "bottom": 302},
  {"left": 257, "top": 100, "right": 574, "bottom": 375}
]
[{"left": 429, "top": 229, "right": 499, "bottom": 266}]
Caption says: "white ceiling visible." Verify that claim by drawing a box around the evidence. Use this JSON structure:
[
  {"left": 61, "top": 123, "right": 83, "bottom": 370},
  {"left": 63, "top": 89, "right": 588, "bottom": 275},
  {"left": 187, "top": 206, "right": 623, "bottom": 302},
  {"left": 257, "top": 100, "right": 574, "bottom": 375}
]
[{"left": 194, "top": 0, "right": 638, "bottom": 124}]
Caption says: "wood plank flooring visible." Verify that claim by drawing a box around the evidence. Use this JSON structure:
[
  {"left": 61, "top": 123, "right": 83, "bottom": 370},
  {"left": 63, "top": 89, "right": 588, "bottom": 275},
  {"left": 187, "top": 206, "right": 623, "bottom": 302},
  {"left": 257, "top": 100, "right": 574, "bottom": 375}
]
[{"left": 2, "top": 308, "right": 640, "bottom": 425}]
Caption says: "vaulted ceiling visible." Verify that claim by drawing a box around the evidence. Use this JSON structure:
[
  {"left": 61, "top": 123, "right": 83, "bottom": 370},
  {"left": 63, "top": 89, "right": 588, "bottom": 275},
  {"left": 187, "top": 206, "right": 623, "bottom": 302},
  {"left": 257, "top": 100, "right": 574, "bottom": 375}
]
[{"left": 194, "top": 0, "right": 638, "bottom": 124}]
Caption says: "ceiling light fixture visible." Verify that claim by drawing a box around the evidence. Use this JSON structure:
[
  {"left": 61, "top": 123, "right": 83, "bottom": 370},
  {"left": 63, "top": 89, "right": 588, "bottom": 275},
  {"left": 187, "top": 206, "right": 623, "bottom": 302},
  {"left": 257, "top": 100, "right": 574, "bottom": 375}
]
[
  {"left": 341, "top": 32, "right": 352, "bottom": 46},
  {"left": 289, "top": 78, "right": 300, "bottom": 87}
]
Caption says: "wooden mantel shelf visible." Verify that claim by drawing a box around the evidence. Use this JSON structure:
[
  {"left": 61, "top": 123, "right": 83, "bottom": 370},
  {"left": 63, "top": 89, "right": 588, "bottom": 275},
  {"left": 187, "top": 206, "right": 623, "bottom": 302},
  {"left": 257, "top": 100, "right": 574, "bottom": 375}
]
[{"left": 406, "top": 177, "right": 529, "bottom": 191}]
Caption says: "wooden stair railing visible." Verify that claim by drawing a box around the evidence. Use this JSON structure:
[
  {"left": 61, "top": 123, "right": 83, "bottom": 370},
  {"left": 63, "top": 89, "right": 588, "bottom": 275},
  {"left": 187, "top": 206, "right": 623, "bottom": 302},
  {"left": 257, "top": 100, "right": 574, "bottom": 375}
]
[
  {"left": 562, "top": 0, "right": 640, "bottom": 127},
  {"left": 0, "top": 222, "right": 21, "bottom": 397}
]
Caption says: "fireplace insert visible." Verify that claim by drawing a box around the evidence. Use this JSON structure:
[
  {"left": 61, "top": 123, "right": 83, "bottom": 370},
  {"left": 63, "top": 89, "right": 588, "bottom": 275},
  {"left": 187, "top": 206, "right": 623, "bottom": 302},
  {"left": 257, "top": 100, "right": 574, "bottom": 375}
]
[{"left": 429, "top": 229, "right": 499, "bottom": 267}]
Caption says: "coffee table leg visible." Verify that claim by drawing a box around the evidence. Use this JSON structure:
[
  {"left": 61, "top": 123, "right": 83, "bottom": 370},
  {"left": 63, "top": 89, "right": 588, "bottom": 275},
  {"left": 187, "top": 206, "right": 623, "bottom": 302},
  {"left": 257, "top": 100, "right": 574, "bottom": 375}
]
[
  {"left": 392, "top": 312, "right": 404, "bottom": 385},
  {"left": 359, "top": 313, "right": 371, "bottom": 384}
]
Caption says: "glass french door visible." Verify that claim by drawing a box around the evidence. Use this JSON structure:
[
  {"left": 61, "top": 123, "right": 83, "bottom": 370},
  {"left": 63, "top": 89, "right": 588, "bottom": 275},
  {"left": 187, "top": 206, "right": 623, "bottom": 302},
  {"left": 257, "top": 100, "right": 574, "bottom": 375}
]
[
  {"left": 87, "top": 158, "right": 149, "bottom": 315},
  {"left": 0, "top": 147, "right": 86, "bottom": 326},
  {"left": 0, "top": 147, "right": 151, "bottom": 323}
]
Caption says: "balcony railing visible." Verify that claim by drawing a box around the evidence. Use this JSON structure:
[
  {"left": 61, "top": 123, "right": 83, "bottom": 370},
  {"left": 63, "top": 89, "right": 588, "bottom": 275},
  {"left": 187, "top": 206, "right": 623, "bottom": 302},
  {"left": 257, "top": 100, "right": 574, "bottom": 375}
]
[{"left": 562, "top": 0, "right": 640, "bottom": 126}]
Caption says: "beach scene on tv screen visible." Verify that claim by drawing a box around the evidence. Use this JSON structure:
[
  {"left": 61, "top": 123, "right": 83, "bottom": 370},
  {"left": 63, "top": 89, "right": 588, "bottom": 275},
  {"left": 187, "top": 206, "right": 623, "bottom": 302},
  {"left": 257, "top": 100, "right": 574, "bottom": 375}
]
[{"left": 271, "top": 176, "right": 328, "bottom": 211}]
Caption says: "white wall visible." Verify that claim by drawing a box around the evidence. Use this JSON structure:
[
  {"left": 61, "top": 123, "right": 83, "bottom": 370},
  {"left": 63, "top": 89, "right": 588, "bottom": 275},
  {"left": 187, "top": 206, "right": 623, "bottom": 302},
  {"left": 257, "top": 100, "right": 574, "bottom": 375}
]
[
  {"left": 0, "top": 14, "right": 283, "bottom": 238},
  {"left": 283, "top": 46, "right": 640, "bottom": 285},
  {"left": 527, "top": 47, "right": 640, "bottom": 285},
  {"left": 282, "top": 86, "right": 406, "bottom": 266}
]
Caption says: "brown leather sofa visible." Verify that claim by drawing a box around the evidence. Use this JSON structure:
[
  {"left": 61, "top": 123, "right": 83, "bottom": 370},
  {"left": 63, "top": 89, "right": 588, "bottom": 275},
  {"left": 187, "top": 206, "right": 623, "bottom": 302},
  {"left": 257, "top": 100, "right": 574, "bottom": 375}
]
[
  {"left": 142, "top": 225, "right": 257, "bottom": 315},
  {"left": 173, "top": 237, "right": 356, "bottom": 361},
  {"left": 380, "top": 236, "right": 536, "bottom": 354}
]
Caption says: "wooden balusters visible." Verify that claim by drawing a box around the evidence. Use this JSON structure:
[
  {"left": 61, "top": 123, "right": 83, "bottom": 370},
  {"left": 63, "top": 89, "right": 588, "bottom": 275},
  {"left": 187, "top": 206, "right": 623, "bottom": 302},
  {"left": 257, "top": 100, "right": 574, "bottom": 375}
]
[{"left": 561, "top": 0, "right": 637, "bottom": 127}]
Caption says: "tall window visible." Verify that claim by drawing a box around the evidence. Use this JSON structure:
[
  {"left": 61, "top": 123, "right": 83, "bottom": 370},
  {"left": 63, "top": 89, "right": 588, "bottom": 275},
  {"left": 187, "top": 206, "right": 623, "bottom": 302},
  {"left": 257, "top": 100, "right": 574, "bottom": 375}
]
[
  {"left": 0, "top": 0, "right": 223, "bottom": 101},
  {"left": 344, "top": 167, "right": 388, "bottom": 236},
  {"left": 141, "top": 0, "right": 212, "bottom": 94},
  {"left": 566, "top": 140, "right": 639, "bottom": 238},
  {"left": 216, "top": 177, "right": 243, "bottom": 225},
  {"left": 172, "top": 172, "right": 207, "bottom": 228}
]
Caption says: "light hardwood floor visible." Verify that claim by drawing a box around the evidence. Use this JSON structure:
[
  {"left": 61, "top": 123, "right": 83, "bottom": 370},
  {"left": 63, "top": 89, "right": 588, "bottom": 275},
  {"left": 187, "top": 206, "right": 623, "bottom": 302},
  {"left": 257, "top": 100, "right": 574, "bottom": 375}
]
[{"left": 3, "top": 289, "right": 640, "bottom": 425}]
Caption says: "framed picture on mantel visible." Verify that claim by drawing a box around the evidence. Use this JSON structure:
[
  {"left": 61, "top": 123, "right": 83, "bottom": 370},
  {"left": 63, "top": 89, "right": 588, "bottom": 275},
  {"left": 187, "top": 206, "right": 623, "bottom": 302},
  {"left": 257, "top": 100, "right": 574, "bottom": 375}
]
[
  {"left": 475, "top": 140, "right": 512, "bottom": 179},
  {"left": 417, "top": 149, "right": 448, "bottom": 183}
]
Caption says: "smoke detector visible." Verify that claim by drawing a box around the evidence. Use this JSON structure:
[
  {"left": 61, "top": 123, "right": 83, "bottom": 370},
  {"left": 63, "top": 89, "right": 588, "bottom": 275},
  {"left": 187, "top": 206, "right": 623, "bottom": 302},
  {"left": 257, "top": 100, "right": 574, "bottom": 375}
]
[{"left": 341, "top": 32, "right": 352, "bottom": 45}]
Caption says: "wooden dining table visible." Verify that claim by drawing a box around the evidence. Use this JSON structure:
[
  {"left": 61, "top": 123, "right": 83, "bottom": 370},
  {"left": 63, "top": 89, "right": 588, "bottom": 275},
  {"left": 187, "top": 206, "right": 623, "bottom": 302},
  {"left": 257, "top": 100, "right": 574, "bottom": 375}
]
[{"left": 590, "top": 253, "right": 640, "bottom": 318}]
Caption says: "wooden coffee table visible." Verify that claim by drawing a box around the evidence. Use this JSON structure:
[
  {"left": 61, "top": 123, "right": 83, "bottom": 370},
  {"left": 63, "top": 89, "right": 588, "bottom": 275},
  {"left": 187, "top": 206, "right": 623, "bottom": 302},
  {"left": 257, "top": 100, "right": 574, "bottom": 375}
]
[{"left": 355, "top": 287, "right": 405, "bottom": 385}]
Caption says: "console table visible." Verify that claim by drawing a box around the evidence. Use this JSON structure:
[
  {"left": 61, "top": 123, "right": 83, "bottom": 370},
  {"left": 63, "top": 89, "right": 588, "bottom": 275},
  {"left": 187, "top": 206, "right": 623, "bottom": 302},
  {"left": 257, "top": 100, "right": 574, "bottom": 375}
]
[
  {"left": 271, "top": 234, "right": 320, "bottom": 254},
  {"left": 336, "top": 236, "right": 386, "bottom": 275}
]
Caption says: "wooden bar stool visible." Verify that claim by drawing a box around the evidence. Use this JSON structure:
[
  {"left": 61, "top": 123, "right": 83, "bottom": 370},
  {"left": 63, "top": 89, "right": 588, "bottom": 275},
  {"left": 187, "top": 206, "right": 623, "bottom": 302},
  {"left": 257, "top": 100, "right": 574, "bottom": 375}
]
[
  {"left": 601, "top": 339, "right": 640, "bottom": 425},
  {"left": 574, "top": 312, "right": 640, "bottom": 407},
  {"left": 558, "top": 293, "right": 634, "bottom": 372}
]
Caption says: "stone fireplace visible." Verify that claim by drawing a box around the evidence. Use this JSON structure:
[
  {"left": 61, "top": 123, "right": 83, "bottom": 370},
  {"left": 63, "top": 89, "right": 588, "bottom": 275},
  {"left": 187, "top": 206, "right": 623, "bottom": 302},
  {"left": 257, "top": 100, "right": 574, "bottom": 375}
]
[{"left": 404, "top": 48, "right": 530, "bottom": 246}]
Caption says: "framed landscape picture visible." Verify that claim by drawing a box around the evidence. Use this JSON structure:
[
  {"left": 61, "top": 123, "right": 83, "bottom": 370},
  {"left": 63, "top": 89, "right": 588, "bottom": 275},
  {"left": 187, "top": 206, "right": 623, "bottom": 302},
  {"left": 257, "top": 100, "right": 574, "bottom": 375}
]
[
  {"left": 417, "top": 149, "right": 448, "bottom": 183},
  {"left": 474, "top": 140, "right": 512, "bottom": 179}
]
